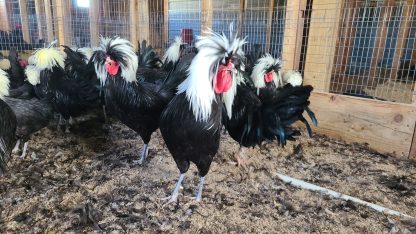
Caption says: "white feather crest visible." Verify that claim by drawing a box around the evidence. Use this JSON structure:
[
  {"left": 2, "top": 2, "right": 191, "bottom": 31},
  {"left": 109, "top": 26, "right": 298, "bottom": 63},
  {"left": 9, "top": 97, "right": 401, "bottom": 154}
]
[
  {"left": 29, "top": 46, "right": 66, "bottom": 70},
  {"left": 25, "top": 65, "right": 41, "bottom": 85},
  {"left": 177, "top": 29, "right": 246, "bottom": 122},
  {"left": 78, "top": 47, "right": 94, "bottom": 63},
  {"left": 163, "top": 36, "right": 183, "bottom": 64},
  {"left": 251, "top": 53, "right": 283, "bottom": 89},
  {"left": 0, "top": 69, "right": 10, "bottom": 99},
  {"left": 96, "top": 36, "right": 138, "bottom": 83},
  {"left": 0, "top": 58, "right": 11, "bottom": 71},
  {"left": 283, "top": 70, "right": 303, "bottom": 87}
]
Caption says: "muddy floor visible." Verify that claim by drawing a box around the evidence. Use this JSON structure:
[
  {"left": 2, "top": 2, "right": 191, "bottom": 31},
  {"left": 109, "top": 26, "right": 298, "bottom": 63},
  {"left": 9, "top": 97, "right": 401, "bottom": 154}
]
[{"left": 1, "top": 115, "right": 416, "bottom": 233}]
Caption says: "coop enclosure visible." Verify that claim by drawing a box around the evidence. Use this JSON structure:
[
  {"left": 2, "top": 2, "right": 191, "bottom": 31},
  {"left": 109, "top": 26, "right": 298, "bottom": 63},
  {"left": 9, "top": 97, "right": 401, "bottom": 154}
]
[{"left": 0, "top": 0, "right": 415, "bottom": 159}]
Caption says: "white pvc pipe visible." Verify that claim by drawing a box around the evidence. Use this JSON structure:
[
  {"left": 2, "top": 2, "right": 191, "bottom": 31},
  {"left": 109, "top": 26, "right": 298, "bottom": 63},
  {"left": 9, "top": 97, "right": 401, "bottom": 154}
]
[{"left": 276, "top": 173, "right": 414, "bottom": 219}]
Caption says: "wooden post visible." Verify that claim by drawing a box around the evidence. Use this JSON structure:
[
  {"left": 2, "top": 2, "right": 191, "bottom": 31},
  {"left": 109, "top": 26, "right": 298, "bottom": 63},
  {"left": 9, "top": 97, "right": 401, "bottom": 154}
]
[
  {"left": 54, "top": 0, "right": 72, "bottom": 46},
  {"left": 43, "top": 0, "right": 54, "bottom": 42},
  {"left": 163, "top": 0, "right": 169, "bottom": 46},
  {"left": 390, "top": 0, "right": 413, "bottom": 81},
  {"left": 238, "top": 0, "right": 245, "bottom": 36},
  {"left": 0, "top": 0, "right": 10, "bottom": 31},
  {"left": 137, "top": 0, "right": 150, "bottom": 43},
  {"left": 265, "top": 0, "right": 275, "bottom": 52},
  {"left": 334, "top": 0, "right": 358, "bottom": 75},
  {"left": 410, "top": 125, "right": 416, "bottom": 159},
  {"left": 130, "top": 0, "right": 138, "bottom": 49},
  {"left": 281, "top": 0, "right": 306, "bottom": 71},
  {"left": 201, "top": 0, "right": 213, "bottom": 35},
  {"left": 34, "top": 0, "right": 44, "bottom": 40},
  {"left": 302, "top": 0, "right": 344, "bottom": 92},
  {"left": 18, "top": 0, "right": 31, "bottom": 43},
  {"left": 89, "top": 0, "right": 100, "bottom": 47},
  {"left": 368, "top": 0, "right": 395, "bottom": 87}
]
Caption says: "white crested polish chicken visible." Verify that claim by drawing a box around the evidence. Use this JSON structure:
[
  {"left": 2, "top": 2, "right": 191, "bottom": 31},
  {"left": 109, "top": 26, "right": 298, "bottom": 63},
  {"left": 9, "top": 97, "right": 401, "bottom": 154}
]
[
  {"left": 0, "top": 69, "right": 17, "bottom": 174},
  {"left": 92, "top": 36, "right": 187, "bottom": 165},
  {"left": 26, "top": 42, "right": 99, "bottom": 132},
  {"left": 159, "top": 29, "right": 246, "bottom": 203},
  {"left": 223, "top": 53, "right": 317, "bottom": 167}
]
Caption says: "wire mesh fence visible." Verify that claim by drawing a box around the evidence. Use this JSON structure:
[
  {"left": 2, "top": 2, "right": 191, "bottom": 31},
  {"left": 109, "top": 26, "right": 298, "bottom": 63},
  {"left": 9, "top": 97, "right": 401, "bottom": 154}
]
[{"left": 0, "top": 0, "right": 414, "bottom": 103}]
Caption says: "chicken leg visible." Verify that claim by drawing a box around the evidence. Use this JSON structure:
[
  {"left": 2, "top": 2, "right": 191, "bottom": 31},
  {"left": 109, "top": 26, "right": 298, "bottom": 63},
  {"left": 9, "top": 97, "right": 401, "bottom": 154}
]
[
  {"left": 20, "top": 141, "right": 28, "bottom": 159},
  {"left": 194, "top": 176, "right": 205, "bottom": 202},
  {"left": 162, "top": 173, "right": 185, "bottom": 204},
  {"left": 12, "top": 139, "right": 20, "bottom": 154},
  {"left": 234, "top": 147, "right": 249, "bottom": 169}
]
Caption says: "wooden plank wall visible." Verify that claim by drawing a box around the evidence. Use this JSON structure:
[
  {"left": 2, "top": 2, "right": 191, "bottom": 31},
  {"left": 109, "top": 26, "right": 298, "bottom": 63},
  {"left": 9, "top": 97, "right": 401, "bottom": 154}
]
[{"left": 309, "top": 92, "right": 416, "bottom": 158}]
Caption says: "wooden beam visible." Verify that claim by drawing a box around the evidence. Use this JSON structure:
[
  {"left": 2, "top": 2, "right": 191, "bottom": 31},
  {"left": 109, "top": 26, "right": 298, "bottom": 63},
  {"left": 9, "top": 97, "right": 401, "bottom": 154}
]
[
  {"left": 390, "top": 0, "right": 413, "bottom": 81},
  {"left": 163, "top": 0, "right": 169, "bottom": 47},
  {"left": 237, "top": 0, "right": 245, "bottom": 36},
  {"left": 309, "top": 92, "right": 416, "bottom": 159},
  {"left": 54, "top": 0, "right": 71, "bottom": 46},
  {"left": 281, "top": 0, "right": 306, "bottom": 71},
  {"left": 34, "top": 0, "right": 44, "bottom": 40},
  {"left": 410, "top": 124, "right": 416, "bottom": 160},
  {"left": 137, "top": 0, "right": 150, "bottom": 43},
  {"left": 265, "top": 0, "right": 275, "bottom": 52},
  {"left": 303, "top": 0, "right": 344, "bottom": 92},
  {"left": 334, "top": 0, "right": 358, "bottom": 75},
  {"left": 201, "top": 0, "right": 213, "bottom": 35},
  {"left": 43, "top": 0, "right": 54, "bottom": 42},
  {"left": 130, "top": 0, "right": 138, "bottom": 49},
  {"left": 0, "top": 0, "right": 10, "bottom": 31},
  {"left": 18, "top": 0, "right": 31, "bottom": 43},
  {"left": 368, "top": 0, "right": 395, "bottom": 88},
  {"left": 89, "top": 0, "right": 100, "bottom": 47}
]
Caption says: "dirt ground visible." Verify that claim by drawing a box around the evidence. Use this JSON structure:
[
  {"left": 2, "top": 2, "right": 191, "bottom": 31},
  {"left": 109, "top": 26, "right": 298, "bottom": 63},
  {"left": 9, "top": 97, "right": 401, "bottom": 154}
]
[{"left": 1, "top": 115, "right": 416, "bottom": 233}]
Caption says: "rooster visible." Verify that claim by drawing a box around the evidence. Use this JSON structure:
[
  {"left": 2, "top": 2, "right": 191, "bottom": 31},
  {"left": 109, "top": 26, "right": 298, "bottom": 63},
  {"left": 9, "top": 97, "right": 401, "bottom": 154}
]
[
  {"left": 26, "top": 43, "right": 99, "bottom": 132},
  {"left": 223, "top": 54, "right": 317, "bottom": 167},
  {"left": 92, "top": 36, "right": 187, "bottom": 165},
  {"left": 0, "top": 69, "right": 17, "bottom": 174},
  {"left": 160, "top": 28, "right": 246, "bottom": 202}
]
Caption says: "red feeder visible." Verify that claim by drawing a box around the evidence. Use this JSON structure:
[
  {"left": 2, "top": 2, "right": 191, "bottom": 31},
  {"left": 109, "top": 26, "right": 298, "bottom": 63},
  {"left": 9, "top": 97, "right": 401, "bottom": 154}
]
[{"left": 181, "top": 28, "right": 193, "bottom": 45}]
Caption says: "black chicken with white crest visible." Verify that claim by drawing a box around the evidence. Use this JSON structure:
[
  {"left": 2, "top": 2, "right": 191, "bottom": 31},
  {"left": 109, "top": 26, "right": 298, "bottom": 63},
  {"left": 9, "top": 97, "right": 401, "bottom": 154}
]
[
  {"left": 160, "top": 29, "right": 246, "bottom": 202},
  {"left": 0, "top": 69, "right": 17, "bottom": 174},
  {"left": 26, "top": 42, "right": 99, "bottom": 132},
  {"left": 223, "top": 54, "right": 317, "bottom": 167},
  {"left": 92, "top": 36, "right": 187, "bottom": 165}
]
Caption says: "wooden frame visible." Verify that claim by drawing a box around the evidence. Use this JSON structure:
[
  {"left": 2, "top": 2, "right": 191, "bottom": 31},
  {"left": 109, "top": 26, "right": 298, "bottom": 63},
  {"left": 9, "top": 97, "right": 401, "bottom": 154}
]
[
  {"left": 89, "top": 0, "right": 100, "bottom": 47},
  {"left": 368, "top": 0, "right": 395, "bottom": 88},
  {"left": 201, "top": 0, "right": 213, "bottom": 35},
  {"left": 130, "top": 0, "right": 138, "bottom": 49},
  {"left": 54, "top": 0, "right": 71, "bottom": 46},
  {"left": 34, "top": 0, "right": 44, "bottom": 40},
  {"left": 303, "top": 0, "right": 344, "bottom": 92},
  {"left": 44, "top": 0, "right": 54, "bottom": 42},
  {"left": 0, "top": 0, "right": 10, "bottom": 31},
  {"left": 333, "top": 0, "right": 358, "bottom": 75},
  {"left": 163, "top": 0, "right": 169, "bottom": 46},
  {"left": 137, "top": 0, "right": 150, "bottom": 43},
  {"left": 309, "top": 92, "right": 416, "bottom": 158},
  {"left": 265, "top": 0, "right": 275, "bottom": 52},
  {"left": 389, "top": 0, "right": 414, "bottom": 81},
  {"left": 18, "top": 0, "right": 31, "bottom": 43}
]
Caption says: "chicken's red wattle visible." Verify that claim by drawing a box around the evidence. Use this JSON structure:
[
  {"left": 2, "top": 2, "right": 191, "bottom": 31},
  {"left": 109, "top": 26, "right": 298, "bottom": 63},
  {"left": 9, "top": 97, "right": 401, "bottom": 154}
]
[
  {"left": 214, "top": 64, "right": 233, "bottom": 94},
  {"left": 264, "top": 72, "right": 274, "bottom": 83}
]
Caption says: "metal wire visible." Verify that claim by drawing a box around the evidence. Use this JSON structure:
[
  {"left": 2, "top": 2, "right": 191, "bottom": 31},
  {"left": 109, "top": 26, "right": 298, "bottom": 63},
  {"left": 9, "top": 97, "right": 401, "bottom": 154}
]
[{"left": 0, "top": 0, "right": 414, "bottom": 103}]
